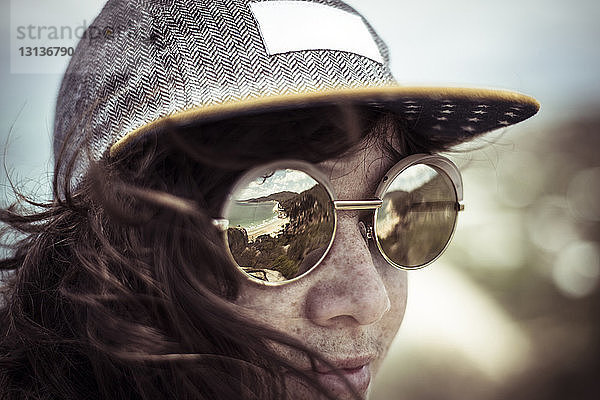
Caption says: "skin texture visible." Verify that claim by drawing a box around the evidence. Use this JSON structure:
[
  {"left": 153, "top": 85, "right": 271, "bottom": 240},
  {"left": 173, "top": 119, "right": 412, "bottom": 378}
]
[{"left": 234, "top": 139, "right": 409, "bottom": 399}]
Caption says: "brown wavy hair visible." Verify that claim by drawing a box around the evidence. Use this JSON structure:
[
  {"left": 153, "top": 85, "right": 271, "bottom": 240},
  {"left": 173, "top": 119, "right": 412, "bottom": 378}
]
[{"left": 0, "top": 105, "right": 457, "bottom": 400}]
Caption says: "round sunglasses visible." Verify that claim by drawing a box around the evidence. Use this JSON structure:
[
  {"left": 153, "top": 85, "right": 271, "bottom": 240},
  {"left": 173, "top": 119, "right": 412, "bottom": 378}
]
[{"left": 213, "top": 154, "right": 464, "bottom": 285}]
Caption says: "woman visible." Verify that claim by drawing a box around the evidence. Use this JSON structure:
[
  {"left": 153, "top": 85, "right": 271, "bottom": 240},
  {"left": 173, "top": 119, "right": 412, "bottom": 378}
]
[{"left": 0, "top": 0, "right": 538, "bottom": 399}]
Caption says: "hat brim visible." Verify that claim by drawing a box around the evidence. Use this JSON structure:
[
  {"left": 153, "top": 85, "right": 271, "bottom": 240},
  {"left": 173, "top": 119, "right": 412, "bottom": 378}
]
[{"left": 109, "top": 86, "right": 540, "bottom": 156}]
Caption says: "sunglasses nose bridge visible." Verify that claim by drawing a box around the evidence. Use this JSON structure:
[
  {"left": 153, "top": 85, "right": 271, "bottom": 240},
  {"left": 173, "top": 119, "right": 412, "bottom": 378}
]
[
  {"left": 334, "top": 200, "right": 380, "bottom": 245},
  {"left": 333, "top": 200, "right": 383, "bottom": 211}
]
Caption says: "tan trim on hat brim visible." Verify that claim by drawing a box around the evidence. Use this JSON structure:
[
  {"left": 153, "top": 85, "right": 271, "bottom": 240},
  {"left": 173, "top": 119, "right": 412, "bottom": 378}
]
[{"left": 109, "top": 85, "right": 540, "bottom": 156}]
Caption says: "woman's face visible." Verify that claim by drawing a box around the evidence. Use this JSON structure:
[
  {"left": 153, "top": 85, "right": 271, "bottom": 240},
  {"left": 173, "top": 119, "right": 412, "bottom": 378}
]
[{"left": 234, "top": 137, "right": 408, "bottom": 399}]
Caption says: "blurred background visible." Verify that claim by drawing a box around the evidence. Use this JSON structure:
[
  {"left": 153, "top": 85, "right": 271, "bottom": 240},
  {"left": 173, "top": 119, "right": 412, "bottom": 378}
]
[{"left": 1, "top": 0, "right": 599, "bottom": 398}]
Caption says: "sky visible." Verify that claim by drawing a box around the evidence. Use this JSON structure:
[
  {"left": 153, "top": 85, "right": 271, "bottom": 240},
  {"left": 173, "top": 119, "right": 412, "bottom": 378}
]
[{"left": 237, "top": 168, "right": 318, "bottom": 200}]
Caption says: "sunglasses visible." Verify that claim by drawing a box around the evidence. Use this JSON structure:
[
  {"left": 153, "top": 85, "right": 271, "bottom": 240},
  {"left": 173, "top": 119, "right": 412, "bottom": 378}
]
[{"left": 214, "top": 154, "right": 464, "bottom": 284}]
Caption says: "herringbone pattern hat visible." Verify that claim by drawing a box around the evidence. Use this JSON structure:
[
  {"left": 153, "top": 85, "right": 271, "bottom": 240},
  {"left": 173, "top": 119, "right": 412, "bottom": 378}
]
[{"left": 54, "top": 0, "right": 539, "bottom": 180}]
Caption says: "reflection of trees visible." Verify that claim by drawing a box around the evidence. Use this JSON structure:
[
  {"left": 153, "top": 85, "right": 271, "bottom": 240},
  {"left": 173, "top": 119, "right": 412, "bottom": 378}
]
[
  {"left": 379, "top": 175, "right": 456, "bottom": 266},
  {"left": 228, "top": 184, "right": 334, "bottom": 281}
]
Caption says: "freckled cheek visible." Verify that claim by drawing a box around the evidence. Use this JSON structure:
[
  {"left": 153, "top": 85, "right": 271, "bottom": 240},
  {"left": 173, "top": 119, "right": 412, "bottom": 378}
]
[
  {"left": 234, "top": 282, "right": 310, "bottom": 330},
  {"left": 384, "top": 267, "right": 408, "bottom": 320},
  {"left": 372, "top": 266, "right": 407, "bottom": 371},
  {"left": 233, "top": 283, "right": 314, "bottom": 368}
]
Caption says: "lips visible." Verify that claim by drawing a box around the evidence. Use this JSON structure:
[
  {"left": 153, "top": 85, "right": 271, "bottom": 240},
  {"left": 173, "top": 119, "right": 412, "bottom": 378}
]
[{"left": 313, "top": 356, "right": 374, "bottom": 396}]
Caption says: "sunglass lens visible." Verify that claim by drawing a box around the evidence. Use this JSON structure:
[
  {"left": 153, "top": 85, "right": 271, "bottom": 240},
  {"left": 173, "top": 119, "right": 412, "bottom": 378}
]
[
  {"left": 225, "top": 168, "right": 335, "bottom": 283},
  {"left": 375, "top": 164, "right": 458, "bottom": 268}
]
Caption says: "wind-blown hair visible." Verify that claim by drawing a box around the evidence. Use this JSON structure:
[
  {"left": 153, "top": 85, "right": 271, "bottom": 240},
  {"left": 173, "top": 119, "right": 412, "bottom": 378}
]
[{"left": 0, "top": 105, "right": 456, "bottom": 400}]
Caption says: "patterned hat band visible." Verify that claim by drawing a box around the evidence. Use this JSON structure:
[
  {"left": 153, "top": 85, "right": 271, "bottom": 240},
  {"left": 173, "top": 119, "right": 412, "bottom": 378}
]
[{"left": 53, "top": 0, "right": 539, "bottom": 181}]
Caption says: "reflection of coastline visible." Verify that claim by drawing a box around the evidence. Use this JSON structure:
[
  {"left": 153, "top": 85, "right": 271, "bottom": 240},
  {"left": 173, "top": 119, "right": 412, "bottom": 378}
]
[{"left": 246, "top": 215, "right": 289, "bottom": 241}]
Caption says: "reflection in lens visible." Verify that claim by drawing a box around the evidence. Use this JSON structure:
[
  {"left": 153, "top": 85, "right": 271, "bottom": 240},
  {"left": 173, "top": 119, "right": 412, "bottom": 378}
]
[
  {"left": 376, "top": 164, "right": 458, "bottom": 268},
  {"left": 225, "top": 168, "right": 334, "bottom": 282}
]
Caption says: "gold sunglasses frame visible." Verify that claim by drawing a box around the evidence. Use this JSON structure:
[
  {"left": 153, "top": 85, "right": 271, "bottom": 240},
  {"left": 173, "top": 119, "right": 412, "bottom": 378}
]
[{"left": 215, "top": 154, "right": 464, "bottom": 285}]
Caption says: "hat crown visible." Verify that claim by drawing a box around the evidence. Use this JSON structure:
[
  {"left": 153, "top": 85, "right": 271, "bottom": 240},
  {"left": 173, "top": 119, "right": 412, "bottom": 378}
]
[
  {"left": 53, "top": 0, "right": 395, "bottom": 180},
  {"left": 53, "top": 0, "right": 540, "bottom": 191}
]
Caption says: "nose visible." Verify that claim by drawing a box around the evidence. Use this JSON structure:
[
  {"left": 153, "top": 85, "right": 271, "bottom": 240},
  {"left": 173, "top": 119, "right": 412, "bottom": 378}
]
[{"left": 304, "top": 215, "right": 391, "bottom": 327}]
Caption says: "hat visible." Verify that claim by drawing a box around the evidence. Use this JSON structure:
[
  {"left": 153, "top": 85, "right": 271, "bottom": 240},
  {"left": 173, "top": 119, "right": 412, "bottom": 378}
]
[{"left": 54, "top": 0, "right": 539, "bottom": 178}]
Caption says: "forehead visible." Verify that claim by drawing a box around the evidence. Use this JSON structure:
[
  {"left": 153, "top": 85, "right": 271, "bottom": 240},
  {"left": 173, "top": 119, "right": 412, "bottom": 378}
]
[{"left": 317, "top": 136, "right": 401, "bottom": 200}]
